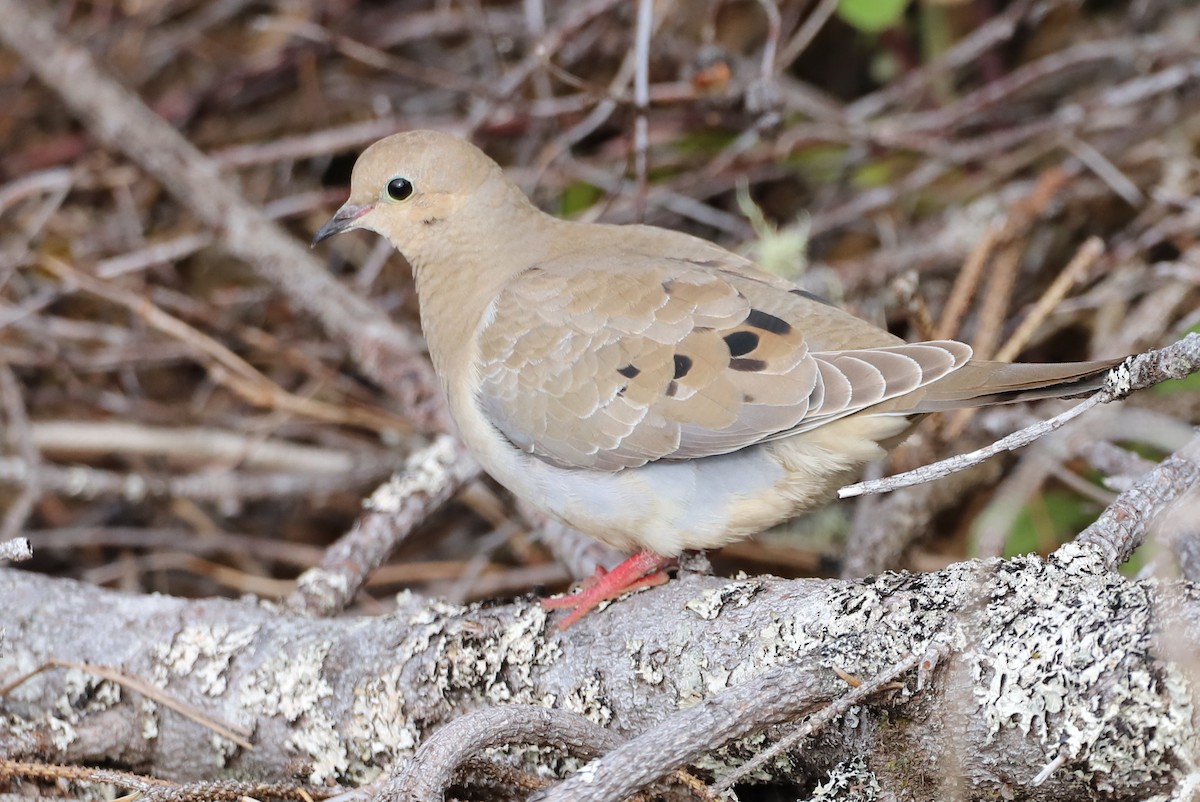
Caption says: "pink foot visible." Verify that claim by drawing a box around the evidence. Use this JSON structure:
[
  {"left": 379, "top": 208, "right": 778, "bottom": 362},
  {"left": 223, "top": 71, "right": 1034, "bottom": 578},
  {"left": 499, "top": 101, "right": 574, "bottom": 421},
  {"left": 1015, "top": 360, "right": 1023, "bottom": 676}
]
[{"left": 542, "top": 550, "right": 676, "bottom": 629}]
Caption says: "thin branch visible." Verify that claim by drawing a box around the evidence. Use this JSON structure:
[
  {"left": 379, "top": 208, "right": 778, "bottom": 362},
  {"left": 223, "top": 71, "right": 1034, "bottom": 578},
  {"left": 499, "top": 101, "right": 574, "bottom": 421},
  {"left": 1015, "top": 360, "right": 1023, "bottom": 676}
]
[
  {"left": 840, "top": 333, "right": 1200, "bottom": 499},
  {"left": 775, "top": 0, "right": 841, "bottom": 70},
  {"left": 0, "top": 367, "right": 39, "bottom": 542},
  {"left": 713, "top": 641, "right": 945, "bottom": 792},
  {"left": 993, "top": 236, "right": 1104, "bottom": 364},
  {"left": 534, "top": 661, "right": 840, "bottom": 802},
  {"left": 26, "top": 420, "right": 397, "bottom": 475},
  {"left": 289, "top": 435, "right": 480, "bottom": 616},
  {"left": 1074, "top": 432, "right": 1200, "bottom": 570},
  {"left": 0, "top": 0, "right": 448, "bottom": 430},
  {"left": 0, "top": 758, "right": 328, "bottom": 801},
  {"left": 0, "top": 455, "right": 388, "bottom": 503},
  {"left": 935, "top": 224, "right": 999, "bottom": 340},
  {"left": 40, "top": 255, "right": 406, "bottom": 434},
  {"left": 382, "top": 705, "right": 621, "bottom": 802},
  {"left": 0, "top": 660, "right": 253, "bottom": 750},
  {"left": 632, "top": 0, "right": 653, "bottom": 222}
]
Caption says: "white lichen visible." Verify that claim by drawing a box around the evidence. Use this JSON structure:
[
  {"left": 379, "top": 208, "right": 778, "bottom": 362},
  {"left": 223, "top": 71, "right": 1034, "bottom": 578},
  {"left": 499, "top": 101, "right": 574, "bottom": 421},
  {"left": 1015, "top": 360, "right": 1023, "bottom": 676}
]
[
  {"left": 152, "top": 623, "right": 259, "bottom": 696},
  {"left": 969, "top": 544, "right": 1197, "bottom": 791},
  {"left": 628, "top": 639, "right": 666, "bottom": 686},
  {"left": 563, "top": 673, "right": 613, "bottom": 726},
  {"left": 805, "top": 756, "right": 881, "bottom": 801},
  {"left": 38, "top": 668, "right": 123, "bottom": 751},
  {"left": 345, "top": 600, "right": 562, "bottom": 781},
  {"left": 684, "top": 580, "right": 761, "bottom": 620},
  {"left": 240, "top": 638, "right": 347, "bottom": 783}
]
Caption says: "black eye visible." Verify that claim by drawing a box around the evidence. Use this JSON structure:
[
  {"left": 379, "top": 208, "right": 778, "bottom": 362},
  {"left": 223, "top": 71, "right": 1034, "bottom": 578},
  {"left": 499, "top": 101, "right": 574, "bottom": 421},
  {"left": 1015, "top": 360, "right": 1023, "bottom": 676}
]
[{"left": 386, "top": 177, "right": 414, "bottom": 201}]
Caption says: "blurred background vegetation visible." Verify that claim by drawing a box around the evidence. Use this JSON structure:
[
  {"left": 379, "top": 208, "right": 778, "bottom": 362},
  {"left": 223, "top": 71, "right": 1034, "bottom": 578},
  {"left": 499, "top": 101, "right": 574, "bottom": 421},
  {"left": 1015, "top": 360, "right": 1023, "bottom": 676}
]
[{"left": 1, "top": 0, "right": 1198, "bottom": 605}]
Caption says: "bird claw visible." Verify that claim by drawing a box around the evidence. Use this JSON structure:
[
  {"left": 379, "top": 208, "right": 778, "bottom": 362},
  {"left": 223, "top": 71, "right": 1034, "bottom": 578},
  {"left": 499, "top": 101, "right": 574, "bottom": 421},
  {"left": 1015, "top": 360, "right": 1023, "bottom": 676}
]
[{"left": 541, "top": 551, "right": 675, "bottom": 629}]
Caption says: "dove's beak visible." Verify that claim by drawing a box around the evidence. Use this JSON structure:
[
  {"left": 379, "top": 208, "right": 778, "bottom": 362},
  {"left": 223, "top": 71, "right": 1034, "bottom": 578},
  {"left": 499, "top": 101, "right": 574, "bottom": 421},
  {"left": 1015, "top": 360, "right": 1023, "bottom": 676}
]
[{"left": 312, "top": 203, "right": 372, "bottom": 246}]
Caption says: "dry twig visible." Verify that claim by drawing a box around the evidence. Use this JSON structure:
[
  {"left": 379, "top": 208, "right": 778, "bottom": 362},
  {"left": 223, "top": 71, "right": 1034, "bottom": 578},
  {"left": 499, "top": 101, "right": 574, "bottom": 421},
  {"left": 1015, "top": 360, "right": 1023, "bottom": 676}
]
[{"left": 841, "top": 332, "right": 1200, "bottom": 499}]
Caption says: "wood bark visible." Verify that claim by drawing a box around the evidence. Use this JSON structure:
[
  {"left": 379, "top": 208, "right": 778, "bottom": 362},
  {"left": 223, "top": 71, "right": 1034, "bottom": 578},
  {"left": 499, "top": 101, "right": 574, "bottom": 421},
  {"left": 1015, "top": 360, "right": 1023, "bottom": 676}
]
[{"left": 2, "top": 543, "right": 1197, "bottom": 800}]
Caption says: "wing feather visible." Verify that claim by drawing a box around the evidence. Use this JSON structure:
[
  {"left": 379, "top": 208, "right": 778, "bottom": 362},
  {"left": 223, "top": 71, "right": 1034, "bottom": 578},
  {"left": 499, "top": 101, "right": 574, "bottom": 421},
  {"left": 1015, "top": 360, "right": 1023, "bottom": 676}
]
[{"left": 476, "top": 247, "right": 973, "bottom": 470}]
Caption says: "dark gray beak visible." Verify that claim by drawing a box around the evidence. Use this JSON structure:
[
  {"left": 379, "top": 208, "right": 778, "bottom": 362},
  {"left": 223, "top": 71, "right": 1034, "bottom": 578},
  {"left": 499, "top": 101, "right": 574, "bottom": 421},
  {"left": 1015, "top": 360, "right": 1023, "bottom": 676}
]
[{"left": 311, "top": 203, "right": 370, "bottom": 246}]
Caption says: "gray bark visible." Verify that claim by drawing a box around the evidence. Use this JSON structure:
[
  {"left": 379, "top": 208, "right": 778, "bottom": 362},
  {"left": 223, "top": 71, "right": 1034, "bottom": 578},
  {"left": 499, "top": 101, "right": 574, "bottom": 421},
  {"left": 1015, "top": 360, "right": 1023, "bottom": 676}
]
[{"left": 2, "top": 543, "right": 1197, "bottom": 800}]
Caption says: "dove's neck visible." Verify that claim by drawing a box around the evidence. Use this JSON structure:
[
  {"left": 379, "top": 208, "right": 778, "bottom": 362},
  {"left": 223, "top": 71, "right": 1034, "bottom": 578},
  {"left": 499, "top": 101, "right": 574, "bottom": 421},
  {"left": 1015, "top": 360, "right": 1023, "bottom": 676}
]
[{"left": 407, "top": 189, "right": 561, "bottom": 392}]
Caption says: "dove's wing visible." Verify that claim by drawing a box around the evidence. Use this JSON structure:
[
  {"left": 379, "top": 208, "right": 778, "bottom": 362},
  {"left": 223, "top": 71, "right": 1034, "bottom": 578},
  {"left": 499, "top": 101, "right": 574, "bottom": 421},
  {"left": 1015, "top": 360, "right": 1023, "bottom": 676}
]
[{"left": 475, "top": 249, "right": 971, "bottom": 471}]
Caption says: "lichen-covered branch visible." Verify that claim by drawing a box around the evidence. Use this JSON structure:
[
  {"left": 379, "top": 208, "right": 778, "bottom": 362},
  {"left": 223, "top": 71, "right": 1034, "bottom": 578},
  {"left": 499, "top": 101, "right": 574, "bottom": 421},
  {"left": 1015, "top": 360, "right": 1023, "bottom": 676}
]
[
  {"left": 2, "top": 545, "right": 1196, "bottom": 800},
  {"left": 288, "top": 435, "right": 481, "bottom": 616}
]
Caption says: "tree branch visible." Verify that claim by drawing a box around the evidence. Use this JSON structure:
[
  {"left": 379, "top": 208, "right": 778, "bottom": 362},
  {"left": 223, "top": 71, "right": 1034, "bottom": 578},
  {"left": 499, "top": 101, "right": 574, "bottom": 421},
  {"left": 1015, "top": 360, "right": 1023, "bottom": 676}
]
[{"left": 2, "top": 544, "right": 1196, "bottom": 799}]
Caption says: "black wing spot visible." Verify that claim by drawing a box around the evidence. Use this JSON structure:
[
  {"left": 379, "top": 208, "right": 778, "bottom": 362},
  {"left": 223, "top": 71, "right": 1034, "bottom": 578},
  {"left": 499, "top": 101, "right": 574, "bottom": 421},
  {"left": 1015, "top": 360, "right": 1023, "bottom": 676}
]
[
  {"left": 745, "top": 309, "right": 792, "bottom": 335},
  {"left": 789, "top": 288, "right": 835, "bottom": 306},
  {"left": 730, "top": 358, "right": 767, "bottom": 372},
  {"left": 618, "top": 364, "right": 641, "bottom": 379},
  {"left": 666, "top": 380, "right": 679, "bottom": 397},
  {"left": 673, "top": 354, "right": 693, "bottom": 379},
  {"left": 724, "top": 331, "right": 759, "bottom": 357}
]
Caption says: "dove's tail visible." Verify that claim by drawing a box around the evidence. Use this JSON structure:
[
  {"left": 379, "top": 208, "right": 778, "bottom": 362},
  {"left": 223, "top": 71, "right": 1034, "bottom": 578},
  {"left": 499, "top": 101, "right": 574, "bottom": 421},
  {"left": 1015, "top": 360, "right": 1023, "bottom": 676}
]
[{"left": 905, "top": 356, "right": 1123, "bottom": 413}]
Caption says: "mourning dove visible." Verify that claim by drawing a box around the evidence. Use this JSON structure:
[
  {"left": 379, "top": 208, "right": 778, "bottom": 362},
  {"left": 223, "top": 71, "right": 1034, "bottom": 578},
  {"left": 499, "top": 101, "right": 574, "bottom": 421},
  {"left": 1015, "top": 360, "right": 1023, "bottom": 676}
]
[{"left": 314, "top": 130, "right": 1118, "bottom": 627}]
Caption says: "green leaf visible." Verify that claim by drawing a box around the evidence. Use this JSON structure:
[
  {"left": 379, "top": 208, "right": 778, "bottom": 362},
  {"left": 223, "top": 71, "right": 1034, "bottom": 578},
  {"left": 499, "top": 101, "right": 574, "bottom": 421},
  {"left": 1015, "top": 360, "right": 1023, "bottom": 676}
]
[
  {"left": 672, "top": 130, "right": 737, "bottom": 154},
  {"left": 837, "top": 0, "right": 909, "bottom": 33},
  {"left": 560, "top": 182, "right": 603, "bottom": 217}
]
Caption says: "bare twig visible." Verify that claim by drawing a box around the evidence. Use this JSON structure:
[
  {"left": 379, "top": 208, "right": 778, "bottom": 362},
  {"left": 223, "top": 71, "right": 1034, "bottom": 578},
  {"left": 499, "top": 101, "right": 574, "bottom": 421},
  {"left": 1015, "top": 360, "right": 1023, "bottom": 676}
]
[
  {"left": 26, "top": 420, "right": 398, "bottom": 474},
  {"left": 841, "top": 459, "right": 1003, "bottom": 578},
  {"left": 0, "top": 0, "right": 448, "bottom": 431},
  {"left": 0, "top": 455, "right": 387, "bottom": 503},
  {"left": 535, "top": 659, "right": 839, "bottom": 802},
  {"left": 0, "top": 367, "right": 40, "bottom": 542},
  {"left": 632, "top": 0, "right": 653, "bottom": 222},
  {"left": 775, "top": 0, "right": 841, "bottom": 71},
  {"left": 1074, "top": 432, "right": 1200, "bottom": 570},
  {"left": 935, "top": 224, "right": 1000, "bottom": 340},
  {"left": 466, "top": 0, "right": 627, "bottom": 134},
  {"left": 289, "top": 435, "right": 480, "bottom": 616},
  {"left": 382, "top": 705, "right": 621, "bottom": 802},
  {"left": 41, "top": 255, "right": 406, "bottom": 433},
  {"left": 993, "top": 237, "right": 1104, "bottom": 364},
  {"left": 840, "top": 333, "right": 1200, "bottom": 499},
  {"left": 0, "top": 758, "right": 326, "bottom": 801},
  {"left": 1078, "top": 441, "right": 1158, "bottom": 486},
  {"left": 846, "top": 0, "right": 1037, "bottom": 119},
  {"left": 28, "top": 527, "right": 324, "bottom": 567},
  {"left": 0, "top": 759, "right": 171, "bottom": 793},
  {"left": 713, "top": 642, "right": 946, "bottom": 792},
  {"left": 0, "top": 660, "right": 253, "bottom": 750}
]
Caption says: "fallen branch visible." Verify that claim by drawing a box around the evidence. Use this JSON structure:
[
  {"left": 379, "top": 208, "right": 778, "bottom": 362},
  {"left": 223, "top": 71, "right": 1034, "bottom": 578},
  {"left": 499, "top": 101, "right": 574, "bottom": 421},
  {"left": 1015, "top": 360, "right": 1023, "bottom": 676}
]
[{"left": 2, "top": 543, "right": 1196, "bottom": 799}]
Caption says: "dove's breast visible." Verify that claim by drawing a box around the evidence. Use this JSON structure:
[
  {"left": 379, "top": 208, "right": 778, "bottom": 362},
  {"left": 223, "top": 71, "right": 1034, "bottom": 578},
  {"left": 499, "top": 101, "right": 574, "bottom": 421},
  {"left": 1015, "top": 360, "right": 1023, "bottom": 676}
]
[{"left": 453, "top": 364, "right": 911, "bottom": 553}]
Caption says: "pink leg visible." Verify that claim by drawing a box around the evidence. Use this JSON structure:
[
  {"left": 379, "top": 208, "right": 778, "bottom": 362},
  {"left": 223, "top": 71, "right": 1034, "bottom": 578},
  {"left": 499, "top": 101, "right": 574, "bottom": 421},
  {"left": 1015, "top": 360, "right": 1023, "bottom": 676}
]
[{"left": 542, "top": 550, "right": 676, "bottom": 629}]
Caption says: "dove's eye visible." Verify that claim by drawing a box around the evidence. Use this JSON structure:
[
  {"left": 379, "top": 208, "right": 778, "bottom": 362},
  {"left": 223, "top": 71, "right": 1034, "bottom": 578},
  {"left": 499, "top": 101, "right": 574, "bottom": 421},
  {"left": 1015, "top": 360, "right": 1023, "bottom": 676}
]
[{"left": 386, "top": 177, "right": 414, "bottom": 201}]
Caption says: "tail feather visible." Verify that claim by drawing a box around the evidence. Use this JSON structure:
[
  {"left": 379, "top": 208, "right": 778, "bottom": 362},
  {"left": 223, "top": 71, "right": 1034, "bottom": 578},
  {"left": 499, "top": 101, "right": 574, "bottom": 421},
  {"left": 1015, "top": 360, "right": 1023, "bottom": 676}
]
[{"left": 904, "top": 357, "right": 1122, "bottom": 413}]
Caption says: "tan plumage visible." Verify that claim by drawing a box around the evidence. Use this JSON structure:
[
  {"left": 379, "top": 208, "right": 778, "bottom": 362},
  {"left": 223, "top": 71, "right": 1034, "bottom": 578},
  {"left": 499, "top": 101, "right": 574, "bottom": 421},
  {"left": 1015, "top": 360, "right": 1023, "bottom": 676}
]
[{"left": 314, "top": 130, "right": 1117, "bottom": 622}]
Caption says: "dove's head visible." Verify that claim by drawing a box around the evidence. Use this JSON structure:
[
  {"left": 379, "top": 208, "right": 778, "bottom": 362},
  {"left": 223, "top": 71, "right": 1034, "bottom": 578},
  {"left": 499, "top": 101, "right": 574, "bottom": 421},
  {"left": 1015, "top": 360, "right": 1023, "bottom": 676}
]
[{"left": 312, "top": 130, "right": 525, "bottom": 258}]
